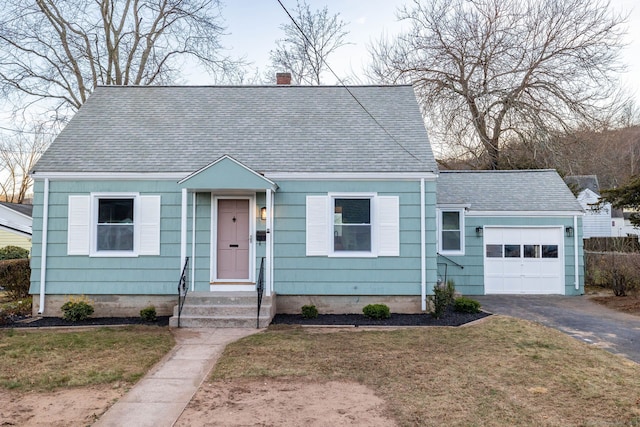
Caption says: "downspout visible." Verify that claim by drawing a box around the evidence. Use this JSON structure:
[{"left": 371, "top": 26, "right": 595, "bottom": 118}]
[
  {"left": 574, "top": 215, "right": 579, "bottom": 291},
  {"left": 180, "top": 188, "right": 187, "bottom": 271},
  {"left": 38, "top": 178, "right": 50, "bottom": 314},
  {"left": 191, "top": 192, "right": 196, "bottom": 291},
  {"left": 266, "top": 189, "right": 272, "bottom": 296},
  {"left": 420, "top": 178, "right": 426, "bottom": 311}
]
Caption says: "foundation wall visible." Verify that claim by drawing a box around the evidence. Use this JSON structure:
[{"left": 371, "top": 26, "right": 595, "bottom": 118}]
[
  {"left": 275, "top": 295, "right": 423, "bottom": 314},
  {"left": 32, "top": 295, "right": 177, "bottom": 317}
]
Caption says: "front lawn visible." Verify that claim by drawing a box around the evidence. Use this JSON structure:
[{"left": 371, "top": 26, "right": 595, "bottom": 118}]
[{"left": 212, "top": 316, "right": 640, "bottom": 426}]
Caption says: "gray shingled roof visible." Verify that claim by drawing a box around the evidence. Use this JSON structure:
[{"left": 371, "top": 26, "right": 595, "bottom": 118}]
[
  {"left": 564, "top": 175, "right": 600, "bottom": 195},
  {"left": 437, "top": 170, "right": 583, "bottom": 212},
  {"left": 33, "top": 85, "right": 436, "bottom": 174},
  {"left": 0, "top": 202, "right": 33, "bottom": 217}
]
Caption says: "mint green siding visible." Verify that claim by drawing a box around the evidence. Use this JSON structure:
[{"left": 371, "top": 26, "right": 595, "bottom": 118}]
[
  {"left": 30, "top": 177, "right": 436, "bottom": 298},
  {"left": 437, "top": 216, "right": 584, "bottom": 296},
  {"left": 30, "top": 179, "right": 185, "bottom": 295},
  {"left": 272, "top": 180, "right": 437, "bottom": 296}
]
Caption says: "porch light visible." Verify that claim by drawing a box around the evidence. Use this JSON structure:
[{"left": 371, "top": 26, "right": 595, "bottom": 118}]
[
  {"left": 260, "top": 207, "right": 267, "bottom": 221},
  {"left": 565, "top": 226, "right": 574, "bottom": 237},
  {"left": 475, "top": 226, "right": 483, "bottom": 237}
]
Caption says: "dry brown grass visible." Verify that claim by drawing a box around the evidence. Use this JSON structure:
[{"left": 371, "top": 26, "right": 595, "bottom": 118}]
[
  {"left": 0, "top": 326, "right": 174, "bottom": 391},
  {"left": 212, "top": 317, "right": 640, "bottom": 426}
]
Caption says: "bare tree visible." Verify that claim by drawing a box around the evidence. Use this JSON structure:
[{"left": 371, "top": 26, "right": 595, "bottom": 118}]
[
  {"left": 0, "top": 0, "right": 235, "bottom": 117},
  {"left": 0, "top": 126, "right": 52, "bottom": 203},
  {"left": 271, "top": 0, "right": 349, "bottom": 85},
  {"left": 368, "top": 0, "right": 628, "bottom": 169}
]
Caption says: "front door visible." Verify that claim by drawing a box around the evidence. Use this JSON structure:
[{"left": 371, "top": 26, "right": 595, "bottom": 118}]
[{"left": 217, "top": 199, "right": 250, "bottom": 280}]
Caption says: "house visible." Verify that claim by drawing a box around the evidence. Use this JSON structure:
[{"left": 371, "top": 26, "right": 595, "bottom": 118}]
[
  {"left": 611, "top": 209, "right": 640, "bottom": 237},
  {"left": 28, "top": 82, "right": 585, "bottom": 324},
  {"left": 437, "top": 170, "right": 584, "bottom": 295},
  {"left": 0, "top": 202, "right": 33, "bottom": 252},
  {"left": 564, "top": 175, "right": 612, "bottom": 238}
]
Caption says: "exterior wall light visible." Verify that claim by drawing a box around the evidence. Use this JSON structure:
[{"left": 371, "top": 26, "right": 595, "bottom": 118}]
[
  {"left": 475, "top": 226, "right": 483, "bottom": 237},
  {"left": 260, "top": 207, "right": 267, "bottom": 221},
  {"left": 565, "top": 226, "right": 574, "bottom": 237}
]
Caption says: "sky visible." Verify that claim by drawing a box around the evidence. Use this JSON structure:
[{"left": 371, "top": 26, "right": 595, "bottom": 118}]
[{"left": 188, "top": 0, "right": 640, "bottom": 104}]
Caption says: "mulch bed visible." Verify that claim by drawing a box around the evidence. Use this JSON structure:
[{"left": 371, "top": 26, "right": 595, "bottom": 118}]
[
  {"left": 1, "top": 309, "right": 491, "bottom": 329},
  {"left": 0, "top": 316, "right": 170, "bottom": 328},
  {"left": 271, "top": 308, "right": 491, "bottom": 327}
]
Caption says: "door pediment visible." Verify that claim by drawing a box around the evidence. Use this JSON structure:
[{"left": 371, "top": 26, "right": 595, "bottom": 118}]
[{"left": 179, "top": 155, "right": 278, "bottom": 191}]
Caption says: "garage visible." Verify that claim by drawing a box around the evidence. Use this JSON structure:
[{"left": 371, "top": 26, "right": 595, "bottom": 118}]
[{"left": 484, "top": 227, "right": 564, "bottom": 294}]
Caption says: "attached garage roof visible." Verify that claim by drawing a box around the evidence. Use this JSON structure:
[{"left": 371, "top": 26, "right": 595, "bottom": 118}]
[
  {"left": 32, "top": 85, "right": 436, "bottom": 175},
  {"left": 437, "top": 170, "right": 583, "bottom": 213}
]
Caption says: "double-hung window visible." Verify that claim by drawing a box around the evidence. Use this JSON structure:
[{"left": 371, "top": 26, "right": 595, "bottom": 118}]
[
  {"left": 438, "top": 209, "right": 464, "bottom": 255},
  {"left": 97, "top": 198, "right": 135, "bottom": 252},
  {"left": 334, "top": 198, "right": 371, "bottom": 252},
  {"left": 306, "top": 193, "right": 399, "bottom": 257},
  {"left": 67, "top": 193, "right": 161, "bottom": 257}
]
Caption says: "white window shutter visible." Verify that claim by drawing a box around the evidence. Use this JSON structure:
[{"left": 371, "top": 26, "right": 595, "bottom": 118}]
[
  {"left": 377, "top": 196, "right": 400, "bottom": 256},
  {"left": 138, "top": 195, "right": 161, "bottom": 255},
  {"left": 306, "top": 195, "right": 329, "bottom": 256},
  {"left": 67, "top": 195, "right": 90, "bottom": 255}
]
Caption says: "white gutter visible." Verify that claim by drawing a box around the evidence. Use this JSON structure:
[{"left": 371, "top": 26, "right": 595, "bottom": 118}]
[
  {"left": 191, "top": 192, "right": 196, "bottom": 292},
  {"left": 180, "top": 188, "right": 187, "bottom": 271},
  {"left": 38, "top": 178, "right": 50, "bottom": 314},
  {"left": 574, "top": 215, "right": 579, "bottom": 290},
  {"left": 420, "top": 178, "right": 426, "bottom": 311},
  {"left": 266, "top": 189, "right": 272, "bottom": 296}
]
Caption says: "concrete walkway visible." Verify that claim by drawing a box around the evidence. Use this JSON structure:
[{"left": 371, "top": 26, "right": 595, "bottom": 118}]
[{"left": 94, "top": 327, "right": 260, "bottom": 427}]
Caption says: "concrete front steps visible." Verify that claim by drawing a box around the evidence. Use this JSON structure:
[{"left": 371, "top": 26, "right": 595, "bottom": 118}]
[{"left": 169, "top": 291, "right": 275, "bottom": 328}]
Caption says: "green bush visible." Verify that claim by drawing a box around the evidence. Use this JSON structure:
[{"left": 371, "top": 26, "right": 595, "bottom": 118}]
[
  {"left": 301, "top": 304, "right": 318, "bottom": 319},
  {"left": 429, "top": 280, "right": 456, "bottom": 319},
  {"left": 140, "top": 305, "right": 157, "bottom": 322},
  {"left": 453, "top": 296, "right": 481, "bottom": 314},
  {"left": 0, "top": 259, "right": 31, "bottom": 300},
  {"left": 61, "top": 296, "right": 94, "bottom": 322},
  {"left": 0, "top": 296, "right": 32, "bottom": 324},
  {"left": 0, "top": 246, "right": 29, "bottom": 261},
  {"left": 362, "top": 303, "right": 391, "bottom": 319}
]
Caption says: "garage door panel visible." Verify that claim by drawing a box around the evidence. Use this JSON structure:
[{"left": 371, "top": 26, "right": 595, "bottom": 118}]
[{"left": 484, "top": 227, "right": 564, "bottom": 295}]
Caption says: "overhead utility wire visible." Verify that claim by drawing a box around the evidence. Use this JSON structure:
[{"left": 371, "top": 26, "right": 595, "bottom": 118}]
[{"left": 275, "top": 0, "right": 426, "bottom": 166}]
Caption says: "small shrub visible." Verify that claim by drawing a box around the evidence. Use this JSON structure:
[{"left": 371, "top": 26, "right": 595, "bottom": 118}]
[
  {"left": 61, "top": 295, "right": 94, "bottom": 322},
  {"left": 0, "top": 259, "right": 31, "bottom": 300},
  {"left": 453, "top": 296, "right": 481, "bottom": 314},
  {"left": 362, "top": 303, "right": 390, "bottom": 319},
  {"left": 0, "top": 246, "right": 29, "bottom": 261},
  {"left": 0, "top": 296, "right": 32, "bottom": 324},
  {"left": 140, "top": 305, "right": 157, "bottom": 322},
  {"left": 301, "top": 304, "right": 318, "bottom": 319},
  {"left": 429, "top": 280, "right": 456, "bottom": 319}
]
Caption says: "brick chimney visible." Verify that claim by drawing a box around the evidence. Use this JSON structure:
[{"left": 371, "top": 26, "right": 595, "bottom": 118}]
[{"left": 276, "top": 72, "right": 292, "bottom": 85}]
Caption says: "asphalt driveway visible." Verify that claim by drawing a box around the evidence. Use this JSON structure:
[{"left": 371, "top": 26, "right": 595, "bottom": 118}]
[{"left": 474, "top": 295, "right": 640, "bottom": 364}]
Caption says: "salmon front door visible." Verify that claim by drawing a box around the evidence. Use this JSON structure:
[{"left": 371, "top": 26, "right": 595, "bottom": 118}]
[{"left": 216, "top": 199, "right": 250, "bottom": 280}]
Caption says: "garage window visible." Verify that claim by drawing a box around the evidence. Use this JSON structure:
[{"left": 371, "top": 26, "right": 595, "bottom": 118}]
[
  {"left": 524, "top": 245, "right": 541, "bottom": 258},
  {"left": 486, "top": 244, "right": 502, "bottom": 257},
  {"left": 542, "top": 245, "right": 558, "bottom": 258}
]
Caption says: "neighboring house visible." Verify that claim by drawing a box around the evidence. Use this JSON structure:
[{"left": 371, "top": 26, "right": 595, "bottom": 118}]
[
  {"left": 0, "top": 202, "right": 33, "bottom": 252},
  {"left": 564, "top": 175, "right": 612, "bottom": 238},
  {"left": 611, "top": 208, "right": 640, "bottom": 237},
  {"left": 28, "top": 83, "right": 585, "bottom": 322},
  {"left": 437, "top": 171, "right": 584, "bottom": 295}
]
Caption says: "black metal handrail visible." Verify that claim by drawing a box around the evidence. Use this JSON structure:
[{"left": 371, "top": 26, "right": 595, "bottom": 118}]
[
  {"left": 437, "top": 254, "right": 464, "bottom": 288},
  {"left": 177, "top": 256, "right": 190, "bottom": 328},
  {"left": 256, "top": 257, "right": 265, "bottom": 329}
]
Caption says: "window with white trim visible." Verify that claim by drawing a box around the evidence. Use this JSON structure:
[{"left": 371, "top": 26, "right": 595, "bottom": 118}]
[
  {"left": 438, "top": 209, "right": 464, "bottom": 255},
  {"left": 306, "top": 194, "right": 399, "bottom": 257},
  {"left": 67, "top": 193, "right": 161, "bottom": 257},
  {"left": 334, "top": 198, "right": 371, "bottom": 252},
  {"left": 97, "top": 198, "right": 134, "bottom": 251}
]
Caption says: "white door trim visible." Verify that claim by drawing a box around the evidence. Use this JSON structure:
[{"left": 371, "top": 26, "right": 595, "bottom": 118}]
[{"left": 210, "top": 194, "right": 256, "bottom": 284}]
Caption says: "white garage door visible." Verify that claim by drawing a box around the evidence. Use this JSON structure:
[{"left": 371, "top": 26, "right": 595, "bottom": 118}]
[{"left": 484, "top": 227, "right": 564, "bottom": 294}]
